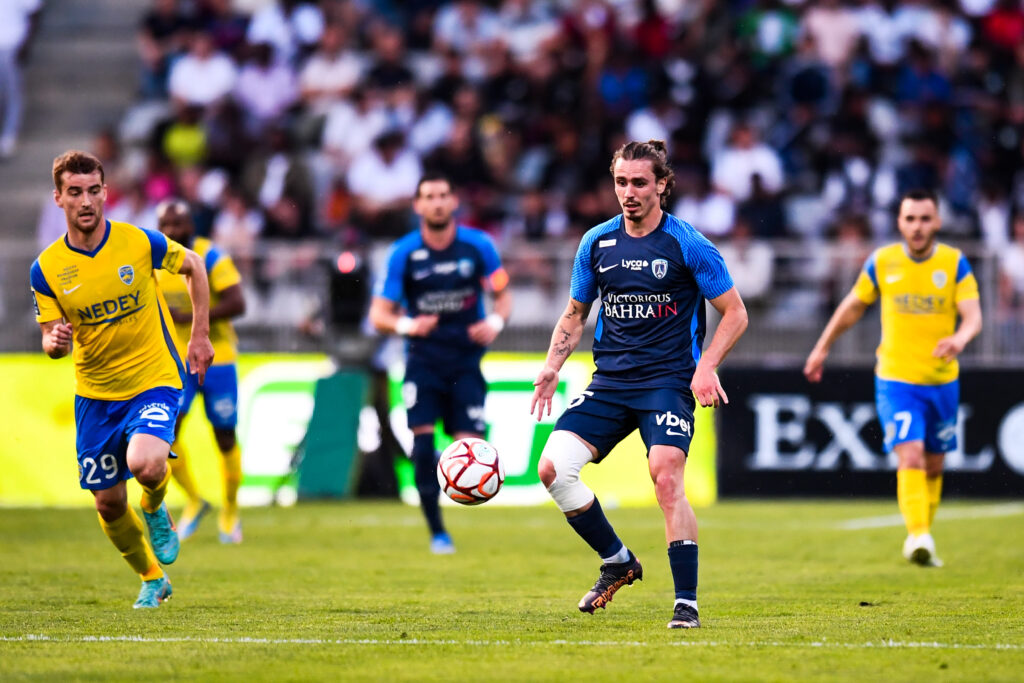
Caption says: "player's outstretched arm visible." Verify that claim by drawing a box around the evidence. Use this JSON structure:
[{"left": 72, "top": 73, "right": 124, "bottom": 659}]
[
  {"left": 39, "top": 319, "right": 72, "bottom": 359},
  {"left": 178, "top": 249, "right": 215, "bottom": 384},
  {"left": 531, "top": 298, "right": 591, "bottom": 421},
  {"left": 368, "top": 296, "right": 438, "bottom": 337},
  {"left": 804, "top": 292, "right": 869, "bottom": 383},
  {"left": 933, "top": 297, "right": 982, "bottom": 362},
  {"left": 691, "top": 286, "right": 748, "bottom": 408}
]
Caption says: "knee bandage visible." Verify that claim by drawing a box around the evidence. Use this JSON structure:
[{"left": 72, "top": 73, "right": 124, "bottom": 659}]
[{"left": 541, "top": 431, "right": 595, "bottom": 512}]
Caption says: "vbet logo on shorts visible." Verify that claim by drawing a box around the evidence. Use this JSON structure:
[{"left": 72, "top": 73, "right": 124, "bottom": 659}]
[
  {"left": 656, "top": 410, "right": 692, "bottom": 437},
  {"left": 140, "top": 402, "right": 172, "bottom": 427}
]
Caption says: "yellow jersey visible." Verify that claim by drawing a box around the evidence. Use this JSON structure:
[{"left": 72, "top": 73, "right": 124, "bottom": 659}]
[
  {"left": 31, "top": 220, "right": 188, "bottom": 400},
  {"left": 852, "top": 242, "right": 979, "bottom": 385},
  {"left": 155, "top": 236, "right": 241, "bottom": 365}
]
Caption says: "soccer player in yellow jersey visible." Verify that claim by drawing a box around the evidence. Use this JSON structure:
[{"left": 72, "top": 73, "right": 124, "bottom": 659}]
[
  {"left": 154, "top": 200, "right": 246, "bottom": 544},
  {"left": 805, "top": 189, "right": 983, "bottom": 567},
  {"left": 30, "top": 150, "right": 215, "bottom": 608}
]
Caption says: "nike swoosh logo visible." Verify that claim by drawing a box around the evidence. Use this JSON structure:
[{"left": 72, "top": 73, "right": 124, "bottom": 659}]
[
  {"left": 63, "top": 284, "right": 82, "bottom": 294},
  {"left": 885, "top": 275, "right": 902, "bottom": 283},
  {"left": 598, "top": 264, "right": 619, "bottom": 273},
  {"left": 666, "top": 429, "right": 689, "bottom": 436},
  {"left": 146, "top": 422, "right": 167, "bottom": 429}
]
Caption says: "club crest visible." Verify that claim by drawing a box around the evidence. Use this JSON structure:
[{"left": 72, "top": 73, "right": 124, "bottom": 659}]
[
  {"left": 118, "top": 265, "right": 135, "bottom": 286},
  {"left": 652, "top": 259, "right": 668, "bottom": 279},
  {"left": 932, "top": 270, "right": 947, "bottom": 288}
]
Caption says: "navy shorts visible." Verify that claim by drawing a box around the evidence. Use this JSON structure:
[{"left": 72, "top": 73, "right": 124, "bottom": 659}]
[
  {"left": 179, "top": 363, "right": 239, "bottom": 429},
  {"left": 74, "top": 385, "right": 181, "bottom": 490},
  {"left": 554, "top": 386, "right": 696, "bottom": 460},
  {"left": 403, "top": 362, "right": 486, "bottom": 435},
  {"left": 875, "top": 377, "right": 959, "bottom": 453}
]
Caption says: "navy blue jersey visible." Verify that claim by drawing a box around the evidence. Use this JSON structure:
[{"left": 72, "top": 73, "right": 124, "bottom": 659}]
[
  {"left": 570, "top": 213, "right": 734, "bottom": 391},
  {"left": 376, "top": 226, "right": 503, "bottom": 368}
]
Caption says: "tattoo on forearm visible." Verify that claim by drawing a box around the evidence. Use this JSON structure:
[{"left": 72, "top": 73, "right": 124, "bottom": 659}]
[{"left": 553, "top": 325, "right": 572, "bottom": 358}]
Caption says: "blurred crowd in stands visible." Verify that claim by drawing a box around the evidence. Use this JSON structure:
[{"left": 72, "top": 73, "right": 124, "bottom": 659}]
[{"left": 45, "top": 0, "right": 1024, "bottom": 331}]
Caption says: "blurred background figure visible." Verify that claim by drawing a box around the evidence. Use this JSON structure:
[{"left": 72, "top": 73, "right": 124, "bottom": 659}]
[{"left": 0, "top": 0, "right": 41, "bottom": 158}]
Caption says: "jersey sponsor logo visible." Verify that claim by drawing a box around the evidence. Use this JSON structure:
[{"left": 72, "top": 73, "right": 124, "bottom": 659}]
[
  {"left": 656, "top": 411, "right": 692, "bottom": 436},
  {"left": 417, "top": 288, "right": 475, "bottom": 313},
  {"left": 433, "top": 261, "right": 458, "bottom": 275},
  {"left": 601, "top": 292, "right": 677, "bottom": 319},
  {"left": 652, "top": 259, "right": 668, "bottom": 279},
  {"left": 621, "top": 259, "right": 649, "bottom": 271},
  {"left": 63, "top": 284, "right": 82, "bottom": 294},
  {"left": 891, "top": 293, "right": 946, "bottom": 314},
  {"left": 932, "top": 270, "right": 947, "bottom": 288},
  {"left": 598, "top": 263, "right": 619, "bottom": 273},
  {"left": 76, "top": 292, "right": 144, "bottom": 325},
  {"left": 118, "top": 265, "right": 135, "bottom": 286},
  {"left": 598, "top": 239, "right": 617, "bottom": 248}
]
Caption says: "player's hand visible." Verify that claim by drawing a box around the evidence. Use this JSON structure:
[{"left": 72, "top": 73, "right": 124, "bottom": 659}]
[
  {"left": 467, "top": 317, "right": 501, "bottom": 346},
  {"left": 691, "top": 363, "right": 728, "bottom": 408},
  {"left": 408, "top": 314, "right": 439, "bottom": 337},
  {"left": 530, "top": 366, "right": 559, "bottom": 421},
  {"left": 803, "top": 347, "right": 827, "bottom": 383},
  {"left": 187, "top": 336, "right": 215, "bottom": 385},
  {"left": 933, "top": 335, "right": 965, "bottom": 363},
  {"left": 45, "top": 321, "right": 73, "bottom": 356}
]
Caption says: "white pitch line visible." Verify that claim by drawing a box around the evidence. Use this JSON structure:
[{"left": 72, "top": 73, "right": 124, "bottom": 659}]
[
  {"left": 1, "top": 635, "right": 1021, "bottom": 651},
  {"left": 837, "top": 503, "right": 1024, "bottom": 530}
]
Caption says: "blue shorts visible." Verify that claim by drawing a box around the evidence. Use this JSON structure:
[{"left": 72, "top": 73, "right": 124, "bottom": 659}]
[
  {"left": 403, "top": 362, "right": 486, "bottom": 435},
  {"left": 74, "top": 386, "right": 182, "bottom": 491},
  {"left": 179, "top": 363, "right": 239, "bottom": 429},
  {"left": 554, "top": 386, "right": 696, "bottom": 460},
  {"left": 875, "top": 377, "right": 958, "bottom": 454}
]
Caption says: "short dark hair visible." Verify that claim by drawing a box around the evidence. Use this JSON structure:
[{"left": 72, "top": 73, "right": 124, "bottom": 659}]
[
  {"left": 52, "top": 150, "right": 104, "bottom": 193},
  {"left": 609, "top": 139, "right": 676, "bottom": 208},
  {"left": 416, "top": 171, "right": 453, "bottom": 198},
  {"left": 899, "top": 188, "right": 939, "bottom": 208}
]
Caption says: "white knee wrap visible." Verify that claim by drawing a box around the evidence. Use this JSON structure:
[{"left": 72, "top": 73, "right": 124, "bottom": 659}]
[{"left": 541, "top": 430, "right": 595, "bottom": 512}]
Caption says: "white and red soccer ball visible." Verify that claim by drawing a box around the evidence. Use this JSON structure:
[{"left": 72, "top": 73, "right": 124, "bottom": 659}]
[{"left": 436, "top": 437, "right": 504, "bottom": 505}]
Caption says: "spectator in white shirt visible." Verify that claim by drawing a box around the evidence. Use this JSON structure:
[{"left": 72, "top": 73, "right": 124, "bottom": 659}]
[
  {"left": 233, "top": 42, "right": 299, "bottom": 137},
  {"left": 711, "top": 122, "right": 785, "bottom": 202},
  {"left": 246, "top": 0, "right": 323, "bottom": 66},
  {"left": 299, "top": 22, "right": 363, "bottom": 116},
  {"left": 347, "top": 129, "right": 422, "bottom": 238},
  {"left": 169, "top": 30, "right": 239, "bottom": 109}
]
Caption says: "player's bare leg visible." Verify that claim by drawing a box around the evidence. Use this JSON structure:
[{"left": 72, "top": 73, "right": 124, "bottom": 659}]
[
  {"left": 129, "top": 433, "right": 179, "bottom": 565},
  {"left": 895, "top": 440, "right": 936, "bottom": 566},
  {"left": 649, "top": 445, "right": 700, "bottom": 628}
]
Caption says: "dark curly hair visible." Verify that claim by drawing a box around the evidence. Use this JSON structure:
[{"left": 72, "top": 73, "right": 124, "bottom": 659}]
[{"left": 609, "top": 139, "right": 676, "bottom": 208}]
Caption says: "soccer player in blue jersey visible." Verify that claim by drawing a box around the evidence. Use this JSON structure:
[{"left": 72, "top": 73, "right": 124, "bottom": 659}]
[
  {"left": 370, "top": 171, "right": 512, "bottom": 554},
  {"left": 30, "top": 150, "right": 215, "bottom": 608},
  {"left": 805, "top": 189, "right": 982, "bottom": 567},
  {"left": 530, "top": 140, "right": 748, "bottom": 629},
  {"left": 155, "top": 200, "right": 247, "bottom": 544}
]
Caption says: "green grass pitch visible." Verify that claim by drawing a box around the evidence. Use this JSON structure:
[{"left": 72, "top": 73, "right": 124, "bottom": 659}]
[{"left": 1, "top": 500, "right": 1022, "bottom": 681}]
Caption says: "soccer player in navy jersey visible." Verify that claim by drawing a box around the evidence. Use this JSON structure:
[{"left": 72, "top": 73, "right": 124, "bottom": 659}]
[
  {"left": 530, "top": 140, "right": 748, "bottom": 629},
  {"left": 370, "top": 171, "right": 512, "bottom": 554}
]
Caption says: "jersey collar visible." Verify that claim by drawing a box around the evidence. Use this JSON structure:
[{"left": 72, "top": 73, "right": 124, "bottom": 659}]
[
  {"left": 901, "top": 241, "right": 936, "bottom": 263},
  {"left": 64, "top": 220, "right": 111, "bottom": 258}
]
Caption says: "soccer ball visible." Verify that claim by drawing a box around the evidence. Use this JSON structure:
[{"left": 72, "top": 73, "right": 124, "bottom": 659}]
[{"left": 436, "top": 437, "right": 504, "bottom": 505}]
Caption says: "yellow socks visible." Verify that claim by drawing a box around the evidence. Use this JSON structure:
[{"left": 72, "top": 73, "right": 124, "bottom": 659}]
[
  {"left": 927, "top": 475, "right": 943, "bottom": 527},
  {"left": 169, "top": 439, "right": 203, "bottom": 511},
  {"left": 897, "top": 468, "right": 929, "bottom": 536},
  {"left": 140, "top": 466, "right": 172, "bottom": 514},
  {"left": 220, "top": 444, "right": 242, "bottom": 530},
  {"left": 98, "top": 509, "right": 163, "bottom": 580}
]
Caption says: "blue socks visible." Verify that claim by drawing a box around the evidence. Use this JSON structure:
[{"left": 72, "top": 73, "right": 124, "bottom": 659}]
[
  {"left": 668, "top": 540, "right": 698, "bottom": 602},
  {"left": 412, "top": 433, "right": 444, "bottom": 535},
  {"left": 567, "top": 497, "right": 625, "bottom": 561}
]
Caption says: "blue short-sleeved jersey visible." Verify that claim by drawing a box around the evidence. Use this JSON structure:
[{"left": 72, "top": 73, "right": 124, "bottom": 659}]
[
  {"left": 570, "top": 213, "right": 733, "bottom": 391},
  {"left": 375, "top": 226, "right": 503, "bottom": 368}
]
